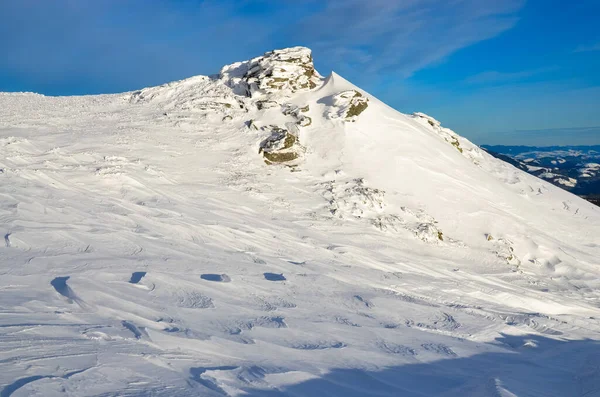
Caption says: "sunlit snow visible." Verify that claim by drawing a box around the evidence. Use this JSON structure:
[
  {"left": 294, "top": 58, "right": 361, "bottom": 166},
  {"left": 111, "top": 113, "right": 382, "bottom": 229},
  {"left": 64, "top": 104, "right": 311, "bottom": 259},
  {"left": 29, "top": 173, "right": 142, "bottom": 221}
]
[{"left": 1, "top": 47, "right": 599, "bottom": 396}]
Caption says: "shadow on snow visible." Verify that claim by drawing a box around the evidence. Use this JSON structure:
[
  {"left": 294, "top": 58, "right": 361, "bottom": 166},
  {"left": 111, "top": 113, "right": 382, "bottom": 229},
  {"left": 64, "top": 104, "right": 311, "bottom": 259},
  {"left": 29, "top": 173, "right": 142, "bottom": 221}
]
[{"left": 239, "top": 333, "right": 600, "bottom": 397}]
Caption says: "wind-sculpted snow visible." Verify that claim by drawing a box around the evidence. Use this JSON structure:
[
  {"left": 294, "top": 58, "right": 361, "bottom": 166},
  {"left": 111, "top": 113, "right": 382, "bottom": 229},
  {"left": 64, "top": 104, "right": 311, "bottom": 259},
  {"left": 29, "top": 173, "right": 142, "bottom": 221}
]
[{"left": 1, "top": 47, "right": 600, "bottom": 396}]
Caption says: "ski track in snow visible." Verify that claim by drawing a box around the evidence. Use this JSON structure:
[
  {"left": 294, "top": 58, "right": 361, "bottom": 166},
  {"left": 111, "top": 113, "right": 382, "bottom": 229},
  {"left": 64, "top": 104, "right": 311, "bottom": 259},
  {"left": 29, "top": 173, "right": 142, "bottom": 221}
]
[{"left": 1, "top": 47, "right": 600, "bottom": 396}]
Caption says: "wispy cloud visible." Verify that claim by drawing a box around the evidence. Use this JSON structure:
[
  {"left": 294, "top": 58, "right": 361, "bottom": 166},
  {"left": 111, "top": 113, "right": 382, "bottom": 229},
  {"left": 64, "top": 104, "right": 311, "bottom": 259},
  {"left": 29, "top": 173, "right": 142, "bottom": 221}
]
[
  {"left": 0, "top": 0, "right": 526, "bottom": 94},
  {"left": 574, "top": 42, "right": 600, "bottom": 52},
  {"left": 465, "top": 67, "right": 557, "bottom": 85},
  {"left": 293, "top": 0, "right": 525, "bottom": 77}
]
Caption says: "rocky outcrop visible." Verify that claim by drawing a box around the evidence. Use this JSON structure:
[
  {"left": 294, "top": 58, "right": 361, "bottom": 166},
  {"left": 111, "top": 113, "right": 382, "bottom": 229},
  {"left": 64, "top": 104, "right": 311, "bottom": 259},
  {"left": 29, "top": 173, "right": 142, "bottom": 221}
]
[
  {"left": 220, "top": 47, "right": 322, "bottom": 97},
  {"left": 252, "top": 103, "right": 313, "bottom": 166},
  {"left": 281, "top": 103, "right": 312, "bottom": 127},
  {"left": 327, "top": 90, "right": 369, "bottom": 122},
  {"left": 219, "top": 47, "right": 319, "bottom": 167},
  {"left": 258, "top": 126, "right": 304, "bottom": 165}
]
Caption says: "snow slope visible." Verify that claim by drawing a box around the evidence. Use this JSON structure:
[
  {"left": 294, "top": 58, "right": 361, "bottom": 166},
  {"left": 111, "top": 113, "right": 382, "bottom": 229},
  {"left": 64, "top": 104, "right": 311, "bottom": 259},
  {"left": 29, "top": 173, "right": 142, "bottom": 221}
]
[{"left": 1, "top": 47, "right": 599, "bottom": 396}]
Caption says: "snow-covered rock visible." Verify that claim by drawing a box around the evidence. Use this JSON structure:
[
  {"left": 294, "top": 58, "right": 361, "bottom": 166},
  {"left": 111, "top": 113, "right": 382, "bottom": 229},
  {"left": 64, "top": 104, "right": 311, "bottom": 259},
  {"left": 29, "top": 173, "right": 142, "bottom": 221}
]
[
  {"left": 259, "top": 125, "right": 304, "bottom": 165},
  {"left": 220, "top": 46, "right": 321, "bottom": 97},
  {"left": 327, "top": 90, "right": 369, "bottom": 121}
]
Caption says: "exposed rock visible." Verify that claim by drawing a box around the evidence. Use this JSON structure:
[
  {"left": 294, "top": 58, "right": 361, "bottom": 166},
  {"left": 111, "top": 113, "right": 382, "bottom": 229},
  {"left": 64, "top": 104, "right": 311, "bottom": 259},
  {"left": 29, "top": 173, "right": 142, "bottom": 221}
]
[
  {"left": 246, "top": 119, "right": 259, "bottom": 130},
  {"left": 298, "top": 116, "right": 312, "bottom": 127},
  {"left": 412, "top": 112, "right": 489, "bottom": 168},
  {"left": 281, "top": 103, "right": 312, "bottom": 127},
  {"left": 413, "top": 112, "right": 464, "bottom": 154},
  {"left": 327, "top": 90, "right": 369, "bottom": 121},
  {"left": 281, "top": 103, "right": 298, "bottom": 117},
  {"left": 259, "top": 126, "right": 304, "bottom": 165},
  {"left": 220, "top": 47, "right": 321, "bottom": 97},
  {"left": 256, "top": 100, "right": 278, "bottom": 110},
  {"left": 414, "top": 112, "right": 441, "bottom": 128}
]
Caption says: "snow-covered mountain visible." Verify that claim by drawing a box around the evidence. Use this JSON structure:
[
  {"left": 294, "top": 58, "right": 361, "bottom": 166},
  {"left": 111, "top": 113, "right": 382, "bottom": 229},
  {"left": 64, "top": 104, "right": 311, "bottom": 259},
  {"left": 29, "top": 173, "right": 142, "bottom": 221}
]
[{"left": 1, "top": 47, "right": 599, "bottom": 396}]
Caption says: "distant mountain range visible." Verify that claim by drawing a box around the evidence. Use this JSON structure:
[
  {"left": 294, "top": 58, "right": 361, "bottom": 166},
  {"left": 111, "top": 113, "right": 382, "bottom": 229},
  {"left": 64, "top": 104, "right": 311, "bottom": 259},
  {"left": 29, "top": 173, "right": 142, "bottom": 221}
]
[{"left": 482, "top": 145, "right": 600, "bottom": 205}]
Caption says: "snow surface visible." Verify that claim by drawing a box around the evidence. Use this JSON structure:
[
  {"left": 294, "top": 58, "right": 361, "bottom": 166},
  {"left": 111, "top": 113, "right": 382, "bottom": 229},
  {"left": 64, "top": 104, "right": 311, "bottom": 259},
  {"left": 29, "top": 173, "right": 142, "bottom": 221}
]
[{"left": 1, "top": 47, "right": 600, "bottom": 396}]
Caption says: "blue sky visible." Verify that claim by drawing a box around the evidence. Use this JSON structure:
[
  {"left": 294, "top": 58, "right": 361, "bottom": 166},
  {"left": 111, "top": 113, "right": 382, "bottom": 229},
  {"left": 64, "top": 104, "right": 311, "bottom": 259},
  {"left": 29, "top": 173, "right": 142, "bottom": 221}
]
[{"left": 1, "top": 0, "right": 599, "bottom": 145}]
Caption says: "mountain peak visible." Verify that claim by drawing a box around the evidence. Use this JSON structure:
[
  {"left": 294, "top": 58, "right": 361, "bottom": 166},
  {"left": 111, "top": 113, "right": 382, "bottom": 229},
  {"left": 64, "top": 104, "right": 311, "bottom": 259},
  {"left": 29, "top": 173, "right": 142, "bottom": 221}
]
[{"left": 220, "top": 46, "right": 322, "bottom": 97}]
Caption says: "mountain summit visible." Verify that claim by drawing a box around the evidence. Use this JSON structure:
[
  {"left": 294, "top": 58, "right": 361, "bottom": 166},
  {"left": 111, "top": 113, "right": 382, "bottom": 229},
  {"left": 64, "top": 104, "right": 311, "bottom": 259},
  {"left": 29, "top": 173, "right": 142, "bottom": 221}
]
[{"left": 1, "top": 47, "right": 600, "bottom": 396}]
